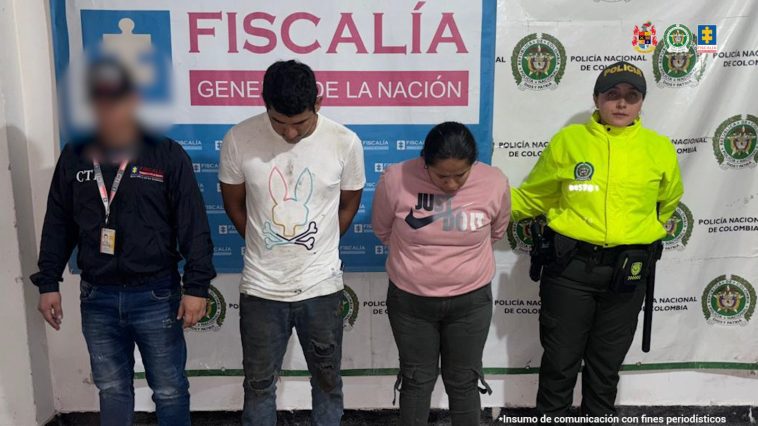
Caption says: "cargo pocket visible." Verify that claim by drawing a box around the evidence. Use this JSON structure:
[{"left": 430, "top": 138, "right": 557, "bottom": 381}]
[
  {"left": 475, "top": 369, "right": 492, "bottom": 395},
  {"left": 393, "top": 365, "right": 438, "bottom": 405}
]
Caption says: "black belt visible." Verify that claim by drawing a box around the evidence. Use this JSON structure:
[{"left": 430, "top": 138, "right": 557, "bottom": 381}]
[{"left": 554, "top": 231, "right": 654, "bottom": 266}]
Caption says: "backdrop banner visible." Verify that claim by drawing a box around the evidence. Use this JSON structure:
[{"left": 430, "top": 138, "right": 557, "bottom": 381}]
[{"left": 49, "top": 0, "right": 757, "bottom": 385}]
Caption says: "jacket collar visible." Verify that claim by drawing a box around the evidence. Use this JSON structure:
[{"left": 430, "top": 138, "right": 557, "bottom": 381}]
[{"left": 587, "top": 111, "right": 641, "bottom": 138}]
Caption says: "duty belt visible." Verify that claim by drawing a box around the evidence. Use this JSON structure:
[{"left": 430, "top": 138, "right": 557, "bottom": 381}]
[{"left": 559, "top": 234, "right": 653, "bottom": 266}]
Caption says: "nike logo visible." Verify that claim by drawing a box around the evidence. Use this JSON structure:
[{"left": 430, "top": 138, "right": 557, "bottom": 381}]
[{"left": 404, "top": 204, "right": 471, "bottom": 230}]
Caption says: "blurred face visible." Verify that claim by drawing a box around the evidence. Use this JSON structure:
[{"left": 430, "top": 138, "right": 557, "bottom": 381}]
[
  {"left": 91, "top": 93, "right": 139, "bottom": 145},
  {"left": 593, "top": 83, "right": 644, "bottom": 127},
  {"left": 426, "top": 158, "right": 473, "bottom": 194},
  {"left": 267, "top": 97, "right": 322, "bottom": 144}
]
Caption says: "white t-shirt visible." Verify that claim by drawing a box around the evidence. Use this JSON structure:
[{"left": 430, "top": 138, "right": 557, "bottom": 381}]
[{"left": 219, "top": 112, "right": 365, "bottom": 301}]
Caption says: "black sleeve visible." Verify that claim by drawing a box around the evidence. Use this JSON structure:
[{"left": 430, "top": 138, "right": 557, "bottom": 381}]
[
  {"left": 167, "top": 141, "right": 216, "bottom": 298},
  {"left": 30, "top": 146, "right": 78, "bottom": 293}
]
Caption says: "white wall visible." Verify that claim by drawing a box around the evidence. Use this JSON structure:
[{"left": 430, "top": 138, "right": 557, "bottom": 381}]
[
  {"left": 0, "top": 0, "right": 57, "bottom": 424},
  {"left": 0, "top": 0, "right": 755, "bottom": 422}
]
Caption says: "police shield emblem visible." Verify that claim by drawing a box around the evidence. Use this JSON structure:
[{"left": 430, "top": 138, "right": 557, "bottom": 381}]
[{"left": 630, "top": 262, "right": 643, "bottom": 277}]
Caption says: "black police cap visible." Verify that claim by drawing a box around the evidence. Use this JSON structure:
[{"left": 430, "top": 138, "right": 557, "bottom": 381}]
[{"left": 594, "top": 61, "right": 646, "bottom": 97}]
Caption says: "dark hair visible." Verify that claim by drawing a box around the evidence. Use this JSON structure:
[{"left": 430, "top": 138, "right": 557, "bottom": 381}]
[
  {"left": 262, "top": 60, "right": 318, "bottom": 116},
  {"left": 421, "top": 122, "right": 478, "bottom": 166}
]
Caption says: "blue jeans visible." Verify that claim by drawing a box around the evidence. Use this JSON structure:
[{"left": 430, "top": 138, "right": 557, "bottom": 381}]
[
  {"left": 240, "top": 291, "right": 344, "bottom": 426},
  {"left": 80, "top": 280, "right": 190, "bottom": 426}
]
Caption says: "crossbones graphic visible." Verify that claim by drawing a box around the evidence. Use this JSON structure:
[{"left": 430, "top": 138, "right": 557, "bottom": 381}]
[{"left": 263, "top": 221, "right": 318, "bottom": 250}]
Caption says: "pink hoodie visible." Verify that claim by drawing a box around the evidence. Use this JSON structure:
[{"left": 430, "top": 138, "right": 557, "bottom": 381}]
[{"left": 372, "top": 158, "right": 511, "bottom": 297}]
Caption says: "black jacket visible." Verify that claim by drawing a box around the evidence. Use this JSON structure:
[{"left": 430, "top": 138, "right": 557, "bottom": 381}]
[{"left": 31, "top": 133, "right": 216, "bottom": 297}]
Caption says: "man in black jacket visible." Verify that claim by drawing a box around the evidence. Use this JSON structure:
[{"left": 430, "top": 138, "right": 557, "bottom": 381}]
[{"left": 32, "top": 59, "right": 215, "bottom": 426}]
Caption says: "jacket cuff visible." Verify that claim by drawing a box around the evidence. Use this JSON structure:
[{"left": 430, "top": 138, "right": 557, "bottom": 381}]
[
  {"left": 36, "top": 282, "right": 60, "bottom": 294},
  {"left": 183, "top": 284, "right": 210, "bottom": 298}
]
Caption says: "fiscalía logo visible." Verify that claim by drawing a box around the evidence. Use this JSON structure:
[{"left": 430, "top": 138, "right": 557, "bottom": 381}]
[
  {"left": 702, "top": 274, "right": 755, "bottom": 326},
  {"left": 632, "top": 21, "right": 658, "bottom": 54},
  {"left": 511, "top": 33, "right": 566, "bottom": 91},
  {"left": 340, "top": 285, "right": 359, "bottom": 330},
  {"left": 652, "top": 31, "right": 706, "bottom": 88},
  {"left": 696, "top": 25, "right": 718, "bottom": 54},
  {"left": 506, "top": 216, "right": 547, "bottom": 253},
  {"left": 713, "top": 114, "right": 758, "bottom": 169},
  {"left": 80, "top": 10, "right": 173, "bottom": 102},
  {"left": 663, "top": 202, "right": 694, "bottom": 250},
  {"left": 190, "top": 285, "right": 226, "bottom": 332},
  {"left": 662, "top": 24, "right": 693, "bottom": 53},
  {"left": 574, "top": 162, "right": 595, "bottom": 181}
]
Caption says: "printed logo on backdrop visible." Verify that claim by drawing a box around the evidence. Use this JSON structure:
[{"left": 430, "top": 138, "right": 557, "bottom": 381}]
[
  {"left": 632, "top": 21, "right": 658, "bottom": 54},
  {"left": 702, "top": 275, "right": 755, "bottom": 326},
  {"left": 697, "top": 25, "right": 718, "bottom": 54},
  {"left": 177, "top": 139, "right": 203, "bottom": 151},
  {"left": 663, "top": 202, "right": 694, "bottom": 250},
  {"left": 340, "top": 286, "right": 359, "bottom": 330},
  {"left": 512, "top": 33, "right": 566, "bottom": 90},
  {"left": 190, "top": 285, "right": 226, "bottom": 332},
  {"left": 80, "top": 10, "right": 173, "bottom": 101},
  {"left": 507, "top": 216, "right": 547, "bottom": 253},
  {"left": 653, "top": 25, "right": 706, "bottom": 88},
  {"left": 712, "top": 114, "right": 758, "bottom": 169},
  {"left": 663, "top": 24, "right": 693, "bottom": 53},
  {"left": 396, "top": 139, "right": 424, "bottom": 151}
]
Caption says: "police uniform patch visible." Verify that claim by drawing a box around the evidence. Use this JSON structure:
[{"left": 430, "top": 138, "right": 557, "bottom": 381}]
[{"left": 573, "top": 162, "right": 595, "bottom": 181}]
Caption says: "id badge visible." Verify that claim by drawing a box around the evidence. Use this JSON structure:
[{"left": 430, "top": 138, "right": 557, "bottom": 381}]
[{"left": 100, "top": 228, "right": 116, "bottom": 255}]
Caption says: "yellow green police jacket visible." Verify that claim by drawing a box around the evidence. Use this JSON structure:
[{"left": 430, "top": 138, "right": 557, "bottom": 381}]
[{"left": 511, "top": 112, "right": 684, "bottom": 247}]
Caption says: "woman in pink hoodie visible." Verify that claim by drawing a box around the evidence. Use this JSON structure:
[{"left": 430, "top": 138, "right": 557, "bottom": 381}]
[{"left": 372, "top": 122, "right": 511, "bottom": 425}]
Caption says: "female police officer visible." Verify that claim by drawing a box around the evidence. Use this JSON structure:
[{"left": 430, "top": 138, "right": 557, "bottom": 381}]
[{"left": 511, "top": 61, "right": 684, "bottom": 421}]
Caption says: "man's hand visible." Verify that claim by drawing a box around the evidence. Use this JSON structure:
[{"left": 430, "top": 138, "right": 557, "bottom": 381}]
[
  {"left": 38, "top": 292, "right": 63, "bottom": 330},
  {"left": 176, "top": 295, "right": 208, "bottom": 329}
]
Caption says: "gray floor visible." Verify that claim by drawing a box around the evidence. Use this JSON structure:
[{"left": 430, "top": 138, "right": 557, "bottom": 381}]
[{"left": 47, "top": 406, "right": 757, "bottom": 425}]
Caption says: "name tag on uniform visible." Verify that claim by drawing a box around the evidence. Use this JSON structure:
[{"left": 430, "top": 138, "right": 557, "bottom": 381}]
[{"left": 100, "top": 228, "right": 116, "bottom": 255}]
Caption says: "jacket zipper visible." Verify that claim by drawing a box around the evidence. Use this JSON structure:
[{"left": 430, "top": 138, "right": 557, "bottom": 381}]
[{"left": 604, "top": 135, "right": 611, "bottom": 246}]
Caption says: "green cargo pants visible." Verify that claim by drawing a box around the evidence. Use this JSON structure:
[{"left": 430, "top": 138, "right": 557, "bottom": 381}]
[{"left": 537, "top": 256, "right": 646, "bottom": 419}]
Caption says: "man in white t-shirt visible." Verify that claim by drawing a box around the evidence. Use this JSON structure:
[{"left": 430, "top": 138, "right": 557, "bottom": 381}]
[{"left": 218, "top": 60, "right": 365, "bottom": 426}]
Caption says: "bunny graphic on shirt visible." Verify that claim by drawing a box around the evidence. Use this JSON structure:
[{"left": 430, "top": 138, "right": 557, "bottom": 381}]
[{"left": 263, "top": 166, "right": 319, "bottom": 250}]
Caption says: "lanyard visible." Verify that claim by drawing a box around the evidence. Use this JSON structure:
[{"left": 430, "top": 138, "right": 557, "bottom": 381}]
[{"left": 93, "top": 157, "right": 129, "bottom": 225}]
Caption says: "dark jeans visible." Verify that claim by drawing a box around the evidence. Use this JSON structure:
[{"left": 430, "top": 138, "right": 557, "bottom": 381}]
[
  {"left": 240, "top": 291, "right": 344, "bottom": 426},
  {"left": 537, "top": 257, "right": 646, "bottom": 419},
  {"left": 80, "top": 280, "right": 190, "bottom": 426},
  {"left": 387, "top": 282, "right": 493, "bottom": 426}
]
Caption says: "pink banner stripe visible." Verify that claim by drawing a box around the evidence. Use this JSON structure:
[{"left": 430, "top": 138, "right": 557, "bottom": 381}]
[{"left": 189, "top": 70, "right": 469, "bottom": 107}]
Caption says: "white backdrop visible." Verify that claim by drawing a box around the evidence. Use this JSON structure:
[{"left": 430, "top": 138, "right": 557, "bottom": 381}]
[{"left": 37, "top": 0, "right": 758, "bottom": 413}]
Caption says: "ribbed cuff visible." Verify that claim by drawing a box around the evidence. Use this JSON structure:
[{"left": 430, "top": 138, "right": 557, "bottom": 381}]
[
  {"left": 36, "top": 282, "right": 60, "bottom": 294},
  {"left": 183, "top": 284, "right": 210, "bottom": 298}
]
